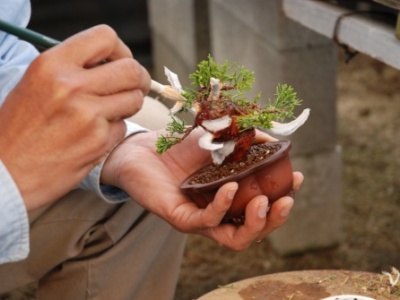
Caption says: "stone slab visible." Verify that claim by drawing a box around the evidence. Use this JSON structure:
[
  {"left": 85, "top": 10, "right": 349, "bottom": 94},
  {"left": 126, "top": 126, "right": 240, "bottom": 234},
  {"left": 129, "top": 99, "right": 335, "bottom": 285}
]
[
  {"left": 198, "top": 270, "right": 390, "bottom": 300},
  {"left": 268, "top": 147, "right": 343, "bottom": 255},
  {"left": 210, "top": 0, "right": 331, "bottom": 51},
  {"left": 148, "top": 0, "right": 197, "bottom": 68}
]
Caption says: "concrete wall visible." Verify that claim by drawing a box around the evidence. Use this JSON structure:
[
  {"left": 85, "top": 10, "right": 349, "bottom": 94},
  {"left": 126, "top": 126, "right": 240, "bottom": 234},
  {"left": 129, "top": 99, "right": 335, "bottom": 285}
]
[{"left": 148, "top": 0, "right": 210, "bottom": 87}]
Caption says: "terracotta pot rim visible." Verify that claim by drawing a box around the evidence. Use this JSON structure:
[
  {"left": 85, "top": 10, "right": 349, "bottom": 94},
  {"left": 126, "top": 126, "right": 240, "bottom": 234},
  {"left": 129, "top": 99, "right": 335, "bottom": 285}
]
[{"left": 180, "top": 139, "right": 292, "bottom": 192}]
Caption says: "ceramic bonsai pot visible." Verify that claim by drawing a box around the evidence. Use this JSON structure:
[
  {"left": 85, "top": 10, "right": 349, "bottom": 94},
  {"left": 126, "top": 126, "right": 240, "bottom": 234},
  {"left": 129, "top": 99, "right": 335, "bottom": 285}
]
[{"left": 180, "top": 140, "right": 293, "bottom": 223}]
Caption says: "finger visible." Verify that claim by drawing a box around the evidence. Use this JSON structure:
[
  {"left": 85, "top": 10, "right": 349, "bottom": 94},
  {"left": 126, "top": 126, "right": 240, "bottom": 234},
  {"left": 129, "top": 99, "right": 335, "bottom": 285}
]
[
  {"left": 59, "top": 25, "right": 133, "bottom": 66},
  {"left": 255, "top": 196, "right": 294, "bottom": 240},
  {"left": 292, "top": 171, "right": 304, "bottom": 192},
  {"left": 199, "top": 182, "right": 238, "bottom": 227},
  {"left": 254, "top": 130, "right": 278, "bottom": 143},
  {"left": 105, "top": 120, "right": 127, "bottom": 149},
  {"left": 84, "top": 59, "right": 151, "bottom": 96},
  {"left": 97, "top": 89, "right": 145, "bottom": 121},
  {"left": 228, "top": 195, "right": 268, "bottom": 248},
  {"left": 208, "top": 195, "right": 268, "bottom": 251},
  {"left": 85, "top": 120, "right": 127, "bottom": 169}
]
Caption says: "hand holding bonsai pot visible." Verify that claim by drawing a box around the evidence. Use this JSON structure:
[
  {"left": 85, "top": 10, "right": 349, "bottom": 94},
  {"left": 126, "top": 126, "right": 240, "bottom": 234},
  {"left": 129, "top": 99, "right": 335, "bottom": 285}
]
[{"left": 156, "top": 55, "right": 310, "bottom": 224}]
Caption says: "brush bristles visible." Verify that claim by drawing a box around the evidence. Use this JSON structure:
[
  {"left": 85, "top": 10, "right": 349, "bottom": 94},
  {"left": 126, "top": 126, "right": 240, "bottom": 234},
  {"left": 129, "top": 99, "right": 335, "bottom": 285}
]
[{"left": 161, "top": 86, "right": 186, "bottom": 102}]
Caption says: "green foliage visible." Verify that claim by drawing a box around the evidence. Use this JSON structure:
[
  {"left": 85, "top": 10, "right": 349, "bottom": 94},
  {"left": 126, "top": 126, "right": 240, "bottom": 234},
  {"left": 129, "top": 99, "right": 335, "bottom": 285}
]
[
  {"left": 179, "top": 88, "right": 196, "bottom": 111},
  {"left": 155, "top": 55, "right": 303, "bottom": 153},
  {"left": 155, "top": 117, "right": 186, "bottom": 154},
  {"left": 269, "top": 84, "right": 302, "bottom": 121},
  {"left": 236, "top": 110, "right": 274, "bottom": 130},
  {"left": 230, "top": 66, "right": 255, "bottom": 94},
  {"left": 189, "top": 55, "right": 230, "bottom": 87},
  {"left": 236, "top": 84, "right": 302, "bottom": 130},
  {"left": 189, "top": 55, "right": 255, "bottom": 94}
]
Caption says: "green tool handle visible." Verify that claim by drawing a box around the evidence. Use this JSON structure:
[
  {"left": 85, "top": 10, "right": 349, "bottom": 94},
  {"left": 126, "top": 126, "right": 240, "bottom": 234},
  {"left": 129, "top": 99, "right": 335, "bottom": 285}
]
[{"left": 0, "top": 18, "right": 59, "bottom": 49}]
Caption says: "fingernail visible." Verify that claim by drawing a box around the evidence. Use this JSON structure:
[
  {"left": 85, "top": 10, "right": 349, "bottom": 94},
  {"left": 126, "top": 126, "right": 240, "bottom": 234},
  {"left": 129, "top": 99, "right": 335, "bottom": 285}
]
[
  {"left": 228, "top": 187, "right": 238, "bottom": 200},
  {"left": 281, "top": 201, "right": 294, "bottom": 217},
  {"left": 258, "top": 199, "right": 269, "bottom": 218}
]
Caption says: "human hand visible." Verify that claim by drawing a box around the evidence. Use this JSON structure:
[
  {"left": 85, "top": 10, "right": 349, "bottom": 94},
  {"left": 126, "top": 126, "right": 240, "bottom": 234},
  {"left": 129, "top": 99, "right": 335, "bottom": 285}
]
[
  {"left": 101, "top": 128, "right": 303, "bottom": 251},
  {"left": 0, "top": 25, "right": 151, "bottom": 210}
]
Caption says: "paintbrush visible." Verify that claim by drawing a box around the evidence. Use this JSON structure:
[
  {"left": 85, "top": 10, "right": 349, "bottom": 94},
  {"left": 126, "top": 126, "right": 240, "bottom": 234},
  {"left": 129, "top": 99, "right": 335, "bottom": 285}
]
[{"left": 0, "top": 18, "right": 185, "bottom": 102}]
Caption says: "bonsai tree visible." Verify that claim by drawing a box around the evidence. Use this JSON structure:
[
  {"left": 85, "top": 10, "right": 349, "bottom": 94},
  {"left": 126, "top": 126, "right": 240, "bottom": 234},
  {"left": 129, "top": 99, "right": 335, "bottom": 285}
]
[{"left": 156, "top": 55, "right": 310, "bottom": 166}]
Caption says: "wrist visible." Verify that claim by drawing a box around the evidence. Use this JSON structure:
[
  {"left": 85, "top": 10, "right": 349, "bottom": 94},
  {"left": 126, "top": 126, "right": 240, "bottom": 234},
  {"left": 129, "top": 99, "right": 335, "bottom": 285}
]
[{"left": 100, "top": 131, "right": 146, "bottom": 187}]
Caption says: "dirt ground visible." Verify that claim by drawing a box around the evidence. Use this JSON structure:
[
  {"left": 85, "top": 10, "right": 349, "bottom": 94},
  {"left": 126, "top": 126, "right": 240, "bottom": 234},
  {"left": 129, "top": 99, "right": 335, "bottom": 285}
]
[
  {"left": 2, "top": 51, "right": 400, "bottom": 300},
  {"left": 175, "top": 52, "right": 400, "bottom": 300}
]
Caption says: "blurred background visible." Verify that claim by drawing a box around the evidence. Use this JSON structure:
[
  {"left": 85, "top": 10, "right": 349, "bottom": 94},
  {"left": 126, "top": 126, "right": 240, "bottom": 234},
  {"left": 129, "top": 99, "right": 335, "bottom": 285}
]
[{"left": 29, "top": 0, "right": 152, "bottom": 67}]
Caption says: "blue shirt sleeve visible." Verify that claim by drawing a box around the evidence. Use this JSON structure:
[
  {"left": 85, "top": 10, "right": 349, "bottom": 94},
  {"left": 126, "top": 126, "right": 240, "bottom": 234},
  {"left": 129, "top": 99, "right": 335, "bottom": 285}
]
[{"left": 0, "top": 160, "right": 29, "bottom": 264}]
